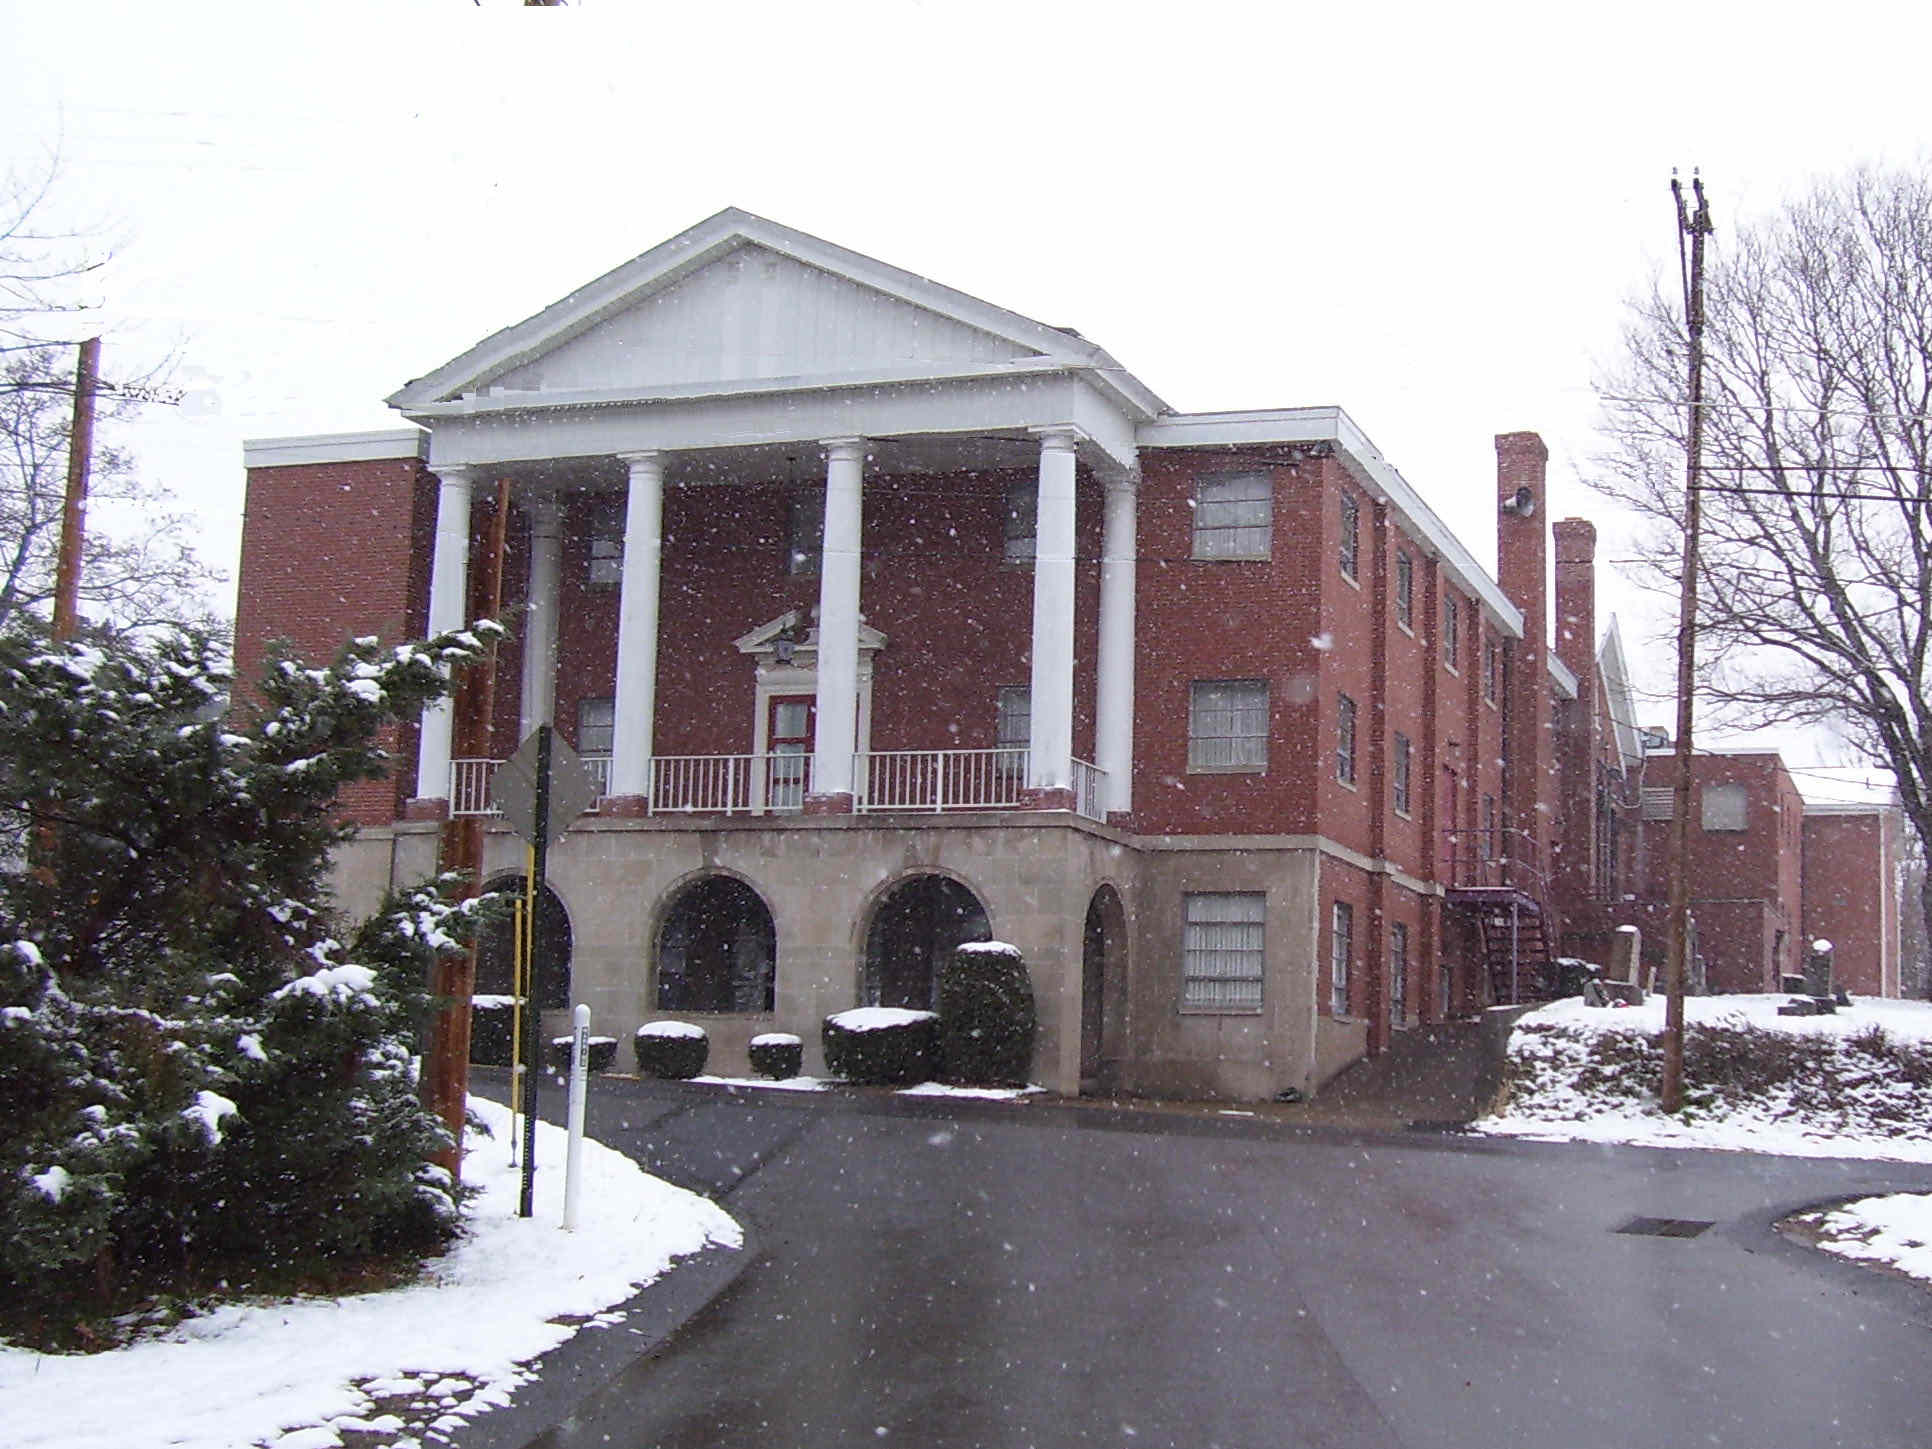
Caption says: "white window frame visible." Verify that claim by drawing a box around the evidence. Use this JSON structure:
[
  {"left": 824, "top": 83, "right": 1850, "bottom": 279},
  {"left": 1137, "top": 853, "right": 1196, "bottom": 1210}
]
[
  {"left": 1330, "top": 901, "right": 1354, "bottom": 1017},
  {"left": 1192, "top": 473, "right": 1273, "bottom": 560},
  {"left": 1392, "top": 731, "right": 1412, "bottom": 815},
  {"left": 1395, "top": 550, "right": 1414, "bottom": 631},
  {"left": 1183, "top": 892, "right": 1265, "bottom": 1013},
  {"left": 1189, "top": 679, "right": 1268, "bottom": 772},
  {"left": 1442, "top": 593, "right": 1461, "bottom": 671}
]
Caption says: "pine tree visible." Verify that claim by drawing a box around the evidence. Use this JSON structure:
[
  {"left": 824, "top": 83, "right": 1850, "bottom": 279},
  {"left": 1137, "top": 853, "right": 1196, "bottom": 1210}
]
[{"left": 0, "top": 622, "right": 499, "bottom": 1347}]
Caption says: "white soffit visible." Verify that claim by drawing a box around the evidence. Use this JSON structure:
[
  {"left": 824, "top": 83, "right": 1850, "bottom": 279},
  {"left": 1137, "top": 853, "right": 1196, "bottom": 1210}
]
[
  {"left": 1139, "top": 407, "right": 1522, "bottom": 634},
  {"left": 1548, "top": 654, "right": 1579, "bottom": 701}
]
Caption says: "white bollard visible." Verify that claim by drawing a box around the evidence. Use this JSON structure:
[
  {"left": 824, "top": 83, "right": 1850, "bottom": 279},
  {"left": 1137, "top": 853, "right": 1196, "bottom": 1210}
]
[{"left": 563, "top": 1004, "right": 590, "bottom": 1231}]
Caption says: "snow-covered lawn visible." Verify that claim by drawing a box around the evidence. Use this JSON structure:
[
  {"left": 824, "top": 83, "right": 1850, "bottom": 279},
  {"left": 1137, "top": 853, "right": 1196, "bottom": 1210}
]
[
  {"left": 1476, "top": 992, "right": 1932, "bottom": 1161},
  {"left": 1, "top": 1096, "right": 740, "bottom": 1449}
]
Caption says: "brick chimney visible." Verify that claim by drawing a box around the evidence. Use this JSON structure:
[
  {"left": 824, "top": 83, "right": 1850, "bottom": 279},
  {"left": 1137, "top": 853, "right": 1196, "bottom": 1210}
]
[
  {"left": 1552, "top": 518, "right": 1599, "bottom": 907},
  {"left": 1496, "top": 432, "right": 1552, "bottom": 891}
]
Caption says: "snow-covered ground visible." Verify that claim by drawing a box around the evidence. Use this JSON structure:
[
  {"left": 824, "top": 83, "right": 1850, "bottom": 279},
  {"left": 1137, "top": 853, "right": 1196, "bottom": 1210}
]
[
  {"left": 1799, "top": 1192, "right": 1932, "bottom": 1285},
  {"left": 1475, "top": 993, "right": 1932, "bottom": 1290},
  {"left": 1475, "top": 993, "right": 1932, "bottom": 1161},
  {"left": 1, "top": 1097, "right": 741, "bottom": 1449}
]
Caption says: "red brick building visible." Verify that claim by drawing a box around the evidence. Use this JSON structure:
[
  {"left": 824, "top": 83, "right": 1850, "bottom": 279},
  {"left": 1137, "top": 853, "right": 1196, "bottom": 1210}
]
[{"left": 235, "top": 210, "right": 1902, "bottom": 1099}]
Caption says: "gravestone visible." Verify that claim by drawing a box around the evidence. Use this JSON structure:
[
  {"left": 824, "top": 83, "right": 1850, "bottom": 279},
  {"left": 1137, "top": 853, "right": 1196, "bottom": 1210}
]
[
  {"left": 1804, "top": 939, "right": 1835, "bottom": 998},
  {"left": 1609, "top": 925, "right": 1642, "bottom": 986}
]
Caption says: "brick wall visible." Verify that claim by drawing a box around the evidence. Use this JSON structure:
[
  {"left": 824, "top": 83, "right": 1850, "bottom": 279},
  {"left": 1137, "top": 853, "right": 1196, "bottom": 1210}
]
[
  {"left": 1804, "top": 810, "right": 1900, "bottom": 996},
  {"left": 235, "top": 456, "right": 435, "bottom": 825}
]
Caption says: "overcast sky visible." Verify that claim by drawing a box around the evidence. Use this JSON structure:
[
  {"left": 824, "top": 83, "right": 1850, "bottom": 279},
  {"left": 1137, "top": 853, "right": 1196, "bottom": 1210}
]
[{"left": 5, "top": 0, "right": 1927, "bottom": 800}]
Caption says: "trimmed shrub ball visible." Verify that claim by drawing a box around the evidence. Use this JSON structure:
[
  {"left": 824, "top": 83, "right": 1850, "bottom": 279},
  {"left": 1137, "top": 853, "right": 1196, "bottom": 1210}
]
[
  {"left": 936, "top": 940, "right": 1036, "bottom": 1086},
  {"left": 469, "top": 996, "right": 516, "bottom": 1066},
  {"left": 634, "top": 1020, "right": 709, "bottom": 1079},
  {"left": 749, "top": 1031, "right": 804, "bottom": 1080},
  {"left": 822, "top": 1008, "right": 938, "bottom": 1085},
  {"left": 546, "top": 1034, "right": 618, "bottom": 1073}
]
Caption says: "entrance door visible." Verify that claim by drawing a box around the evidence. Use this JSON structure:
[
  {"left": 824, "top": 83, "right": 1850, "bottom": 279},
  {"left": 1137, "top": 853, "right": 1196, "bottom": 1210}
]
[{"left": 768, "top": 694, "right": 814, "bottom": 813}]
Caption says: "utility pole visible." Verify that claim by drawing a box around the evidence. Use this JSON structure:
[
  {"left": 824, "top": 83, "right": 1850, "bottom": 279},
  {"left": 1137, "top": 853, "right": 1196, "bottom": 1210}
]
[
  {"left": 49, "top": 337, "right": 102, "bottom": 643},
  {"left": 1662, "top": 174, "right": 1713, "bottom": 1114},
  {"left": 423, "top": 481, "right": 511, "bottom": 1181}
]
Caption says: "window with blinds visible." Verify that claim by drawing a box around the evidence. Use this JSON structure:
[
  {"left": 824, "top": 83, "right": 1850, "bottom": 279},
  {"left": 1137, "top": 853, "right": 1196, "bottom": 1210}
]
[
  {"left": 1182, "top": 892, "right": 1265, "bottom": 1012},
  {"left": 1189, "top": 679, "right": 1268, "bottom": 771},
  {"left": 1192, "top": 473, "right": 1273, "bottom": 559}
]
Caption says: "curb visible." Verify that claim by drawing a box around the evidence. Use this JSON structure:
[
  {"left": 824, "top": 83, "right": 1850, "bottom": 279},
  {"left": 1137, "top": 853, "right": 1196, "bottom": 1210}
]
[{"left": 451, "top": 1225, "right": 760, "bottom": 1449}]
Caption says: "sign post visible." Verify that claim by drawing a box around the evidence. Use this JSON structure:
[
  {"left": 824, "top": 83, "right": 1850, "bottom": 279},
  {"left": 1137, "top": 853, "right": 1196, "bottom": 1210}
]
[{"left": 490, "top": 725, "right": 600, "bottom": 1218}]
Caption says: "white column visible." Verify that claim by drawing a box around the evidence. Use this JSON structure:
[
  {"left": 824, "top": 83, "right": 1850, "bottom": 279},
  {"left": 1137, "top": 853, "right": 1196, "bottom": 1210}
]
[
  {"left": 609, "top": 452, "right": 664, "bottom": 799},
  {"left": 518, "top": 494, "right": 562, "bottom": 735},
  {"left": 1096, "top": 474, "right": 1138, "bottom": 815},
  {"left": 414, "top": 465, "right": 473, "bottom": 802},
  {"left": 813, "top": 438, "right": 865, "bottom": 804},
  {"left": 1028, "top": 428, "right": 1078, "bottom": 794}
]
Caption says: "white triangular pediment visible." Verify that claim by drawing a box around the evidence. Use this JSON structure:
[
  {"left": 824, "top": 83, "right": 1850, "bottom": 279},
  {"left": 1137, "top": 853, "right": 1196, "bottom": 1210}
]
[
  {"left": 735, "top": 609, "right": 886, "bottom": 658},
  {"left": 491, "top": 244, "right": 1041, "bottom": 395},
  {"left": 390, "top": 209, "right": 1130, "bottom": 412}
]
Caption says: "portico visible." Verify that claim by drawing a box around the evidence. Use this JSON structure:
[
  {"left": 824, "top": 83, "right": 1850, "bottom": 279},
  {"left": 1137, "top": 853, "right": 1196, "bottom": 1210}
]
[{"left": 396, "top": 209, "right": 1158, "bottom": 826}]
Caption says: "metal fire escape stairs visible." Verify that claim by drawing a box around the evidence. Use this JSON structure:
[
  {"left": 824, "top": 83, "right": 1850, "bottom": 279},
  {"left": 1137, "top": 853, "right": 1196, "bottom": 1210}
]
[{"left": 1443, "top": 828, "right": 1559, "bottom": 1006}]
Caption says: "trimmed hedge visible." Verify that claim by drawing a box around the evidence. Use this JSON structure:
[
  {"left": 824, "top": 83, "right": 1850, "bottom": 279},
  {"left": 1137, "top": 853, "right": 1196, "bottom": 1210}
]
[
  {"left": 823, "top": 1008, "right": 938, "bottom": 1084},
  {"left": 634, "top": 1021, "right": 709, "bottom": 1079},
  {"left": 470, "top": 997, "right": 517, "bottom": 1066},
  {"left": 749, "top": 1032, "right": 804, "bottom": 1080},
  {"left": 936, "top": 941, "right": 1036, "bottom": 1086},
  {"left": 546, "top": 1034, "right": 618, "bottom": 1073}
]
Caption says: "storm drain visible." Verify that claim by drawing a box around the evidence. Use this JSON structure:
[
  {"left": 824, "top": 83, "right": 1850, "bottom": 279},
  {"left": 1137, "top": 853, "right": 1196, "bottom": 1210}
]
[{"left": 1615, "top": 1216, "right": 1715, "bottom": 1238}]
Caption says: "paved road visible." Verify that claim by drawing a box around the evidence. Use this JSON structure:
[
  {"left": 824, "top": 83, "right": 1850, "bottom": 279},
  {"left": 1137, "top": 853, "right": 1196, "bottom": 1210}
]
[{"left": 513, "top": 1079, "right": 1932, "bottom": 1449}]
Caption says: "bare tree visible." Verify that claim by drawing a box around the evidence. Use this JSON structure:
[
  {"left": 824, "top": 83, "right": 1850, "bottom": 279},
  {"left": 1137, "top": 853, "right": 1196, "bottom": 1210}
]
[
  {"left": 1597, "top": 164, "right": 1932, "bottom": 965},
  {"left": 0, "top": 344, "right": 219, "bottom": 637},
  {"left": 0, "top": 146, "right": 107, "bottom": 352}
]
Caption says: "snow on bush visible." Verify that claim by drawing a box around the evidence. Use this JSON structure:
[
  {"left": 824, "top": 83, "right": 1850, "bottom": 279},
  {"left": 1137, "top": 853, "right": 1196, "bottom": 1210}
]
[
  {"left": 633, "top": 1022, "right": 708, "bottom": 1079},
  {"left": 0, "top": 625, "right": 498, "bottom": 1349},
  {"left": 823, "top": 1008, "right": 937, "bottom": 1084},
  {"left": 1484, "top": 994, "right": 1932, "bottom": 1159}
]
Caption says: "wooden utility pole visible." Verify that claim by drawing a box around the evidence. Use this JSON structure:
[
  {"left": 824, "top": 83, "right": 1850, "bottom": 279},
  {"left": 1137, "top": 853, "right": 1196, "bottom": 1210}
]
[
  {"left": 422, "top": 480, "right": 512, "bottom": 1180},
  {"left": 49, "top": 337, "right": 102, "bottom": 642},
  {"left": 1662, "top": 175, "right": 1713, "bottom": 1114}
]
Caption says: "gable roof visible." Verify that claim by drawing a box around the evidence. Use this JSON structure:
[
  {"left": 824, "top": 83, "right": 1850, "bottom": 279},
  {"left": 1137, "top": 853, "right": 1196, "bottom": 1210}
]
[
  {"left": 387, "top": 208, "right": 1167, "bottom": 421},
  {"left": 1597, "top": 616, "right": 1644, "bottom": 769}
]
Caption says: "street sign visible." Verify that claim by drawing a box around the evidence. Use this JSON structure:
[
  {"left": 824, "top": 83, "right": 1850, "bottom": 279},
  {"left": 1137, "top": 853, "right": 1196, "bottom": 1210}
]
[{"left": 491, "top": 729, "right": 601, "bottom": 845}]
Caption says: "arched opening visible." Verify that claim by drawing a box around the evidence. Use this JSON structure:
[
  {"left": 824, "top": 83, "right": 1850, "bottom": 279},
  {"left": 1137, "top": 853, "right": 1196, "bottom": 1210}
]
[
  {"left": 657, "top": 875, "right": 777, "bottom": 1014},
  {"left": 475, "top": 875, "right": 572, "bottom": 1010},
  {"left": 1081, "top": 885, "right": 1126, "bottom": 1090},
  {"left": 863, "top": 874, "right": 990, "bottom": 1010}
]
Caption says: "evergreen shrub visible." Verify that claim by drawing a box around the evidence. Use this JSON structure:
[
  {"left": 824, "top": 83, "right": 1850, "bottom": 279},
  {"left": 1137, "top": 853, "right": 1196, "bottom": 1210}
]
[
  {"left": 546, "top": 1034, "right": 617, "bottom": 1073},
  {"left": 822, "top": 1008, "right": 937, "bottom": 1084},
  {"left": 470, "top": 997, "right": 515, "bottom": 1066},
  {"left": 749, "top": 1032, "right": 803, "bottom": 1079},
  {"left": 935, "top": 941, "right": 1036, "bottom": 1085},
  {"left": 0, "top": 625, "right": 500, "bottom": 1348},
  {"left": 634, "top": 1021, "right": 708, "bottom": 1079}
]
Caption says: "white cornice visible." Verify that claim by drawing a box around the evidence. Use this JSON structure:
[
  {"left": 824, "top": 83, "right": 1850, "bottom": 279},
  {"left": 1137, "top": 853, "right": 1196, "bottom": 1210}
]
[
  {"left": 1139, "top": 406, "right": 1523, "bottom": 635},
  {"left": 243, "top": 429, "right": 427, "bottom": 469}
]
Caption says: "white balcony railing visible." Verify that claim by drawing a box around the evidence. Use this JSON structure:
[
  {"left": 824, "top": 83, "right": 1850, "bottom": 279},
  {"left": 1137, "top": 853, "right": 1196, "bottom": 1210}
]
[
  {"left": 856, "top": 748, "right": 1029, "bottom": 814},
  {"left": 450, "top": 749, "right": 1108, "bottom": 822}
]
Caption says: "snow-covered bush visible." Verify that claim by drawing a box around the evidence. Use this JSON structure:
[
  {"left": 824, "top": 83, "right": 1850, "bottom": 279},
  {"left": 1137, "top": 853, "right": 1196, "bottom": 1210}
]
[
  {"left": 470, "top": 996, "right": 517, "bottom": 1066},
  {"left": 749, "top": 1031, "right": 803, "bottom": 1080},
  {"left": 936, "top": 940, "right": 1035, "bottom": 1086},
  {"left": 634, "top": 1020, "right": 708, "bottom": 1079},
  {"left": 0, "top": 624, "right": 497, "bottom": 1349},
  {"left": 547, "top": 1034, "right": 617, "bottom": 1073},
  {"left": 823, "top": 1007, "right": 937, "bottom": 1084}
]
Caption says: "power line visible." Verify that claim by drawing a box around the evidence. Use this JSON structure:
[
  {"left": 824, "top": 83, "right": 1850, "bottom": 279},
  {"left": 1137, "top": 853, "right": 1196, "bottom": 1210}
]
[{"left": 1599, "top": 392, "right": 1932, "bottom": 426}]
